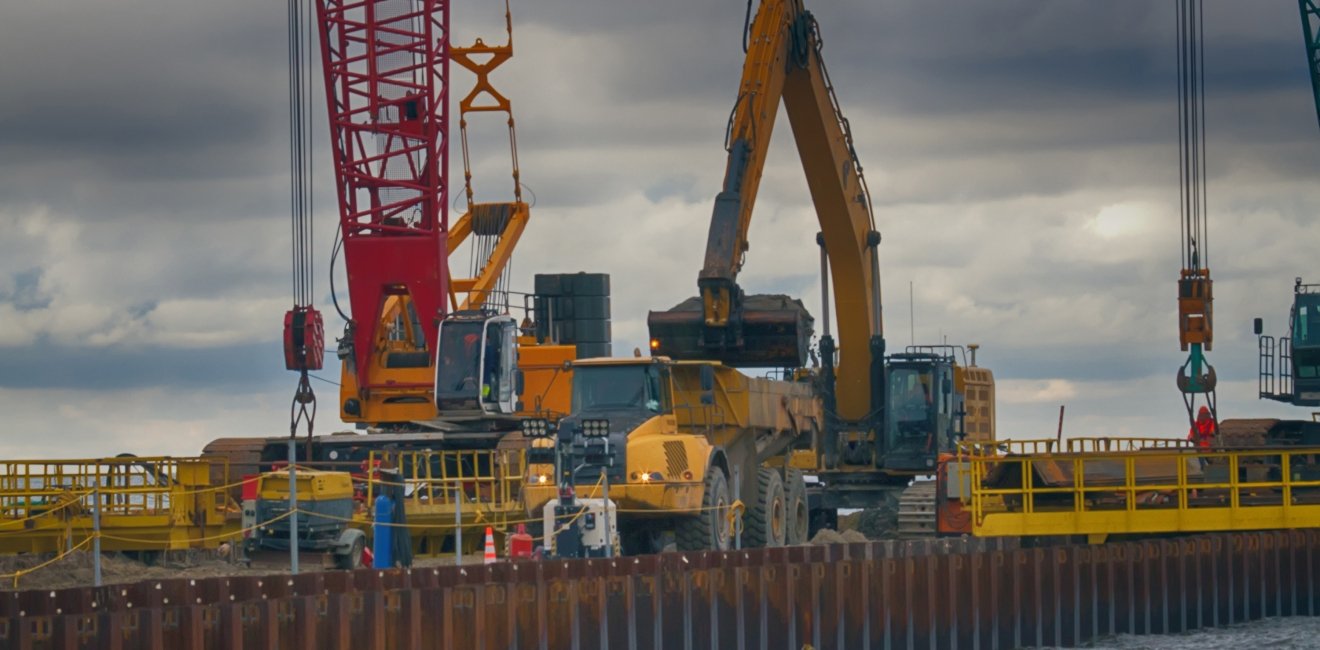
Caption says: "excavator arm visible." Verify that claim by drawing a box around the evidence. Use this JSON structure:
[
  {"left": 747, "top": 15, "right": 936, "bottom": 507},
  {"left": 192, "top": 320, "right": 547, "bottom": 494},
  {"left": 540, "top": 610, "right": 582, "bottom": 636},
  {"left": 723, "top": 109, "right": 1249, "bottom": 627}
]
[
  {"left": 696, "top": 0, "right": 796, "bottom": 326},
  {"left": 650, "top": 0, "right": 883, "bottom": 425}
]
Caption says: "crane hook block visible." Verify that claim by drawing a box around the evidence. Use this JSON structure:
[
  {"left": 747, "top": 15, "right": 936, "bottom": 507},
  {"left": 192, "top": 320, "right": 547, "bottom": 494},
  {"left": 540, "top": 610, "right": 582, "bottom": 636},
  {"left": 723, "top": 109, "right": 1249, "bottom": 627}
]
[
  {"left": 1177, "top": 270, "right": 1213, "bottom": 352},
  {"left": 284, "top": 306, "right": 325, "bottom": 372},
  {"left": 1176, "top": 359, "right": 1217, "bottom": 394}
]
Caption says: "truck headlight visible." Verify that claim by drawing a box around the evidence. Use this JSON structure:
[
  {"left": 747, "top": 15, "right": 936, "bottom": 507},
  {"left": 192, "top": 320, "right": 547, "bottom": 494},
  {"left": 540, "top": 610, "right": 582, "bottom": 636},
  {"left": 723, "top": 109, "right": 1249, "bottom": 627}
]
[
  {"left": 581, "top": 418, "right": 610, "bottom": 438},
  {"left": 521, "top": 418, "right": 552, "bottom": 438}
]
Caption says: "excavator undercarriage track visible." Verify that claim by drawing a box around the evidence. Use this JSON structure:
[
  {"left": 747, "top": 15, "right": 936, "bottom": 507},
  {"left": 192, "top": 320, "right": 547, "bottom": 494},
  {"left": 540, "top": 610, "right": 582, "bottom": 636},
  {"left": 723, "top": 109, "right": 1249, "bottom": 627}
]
[{"left": 896, "top": 480, "right": 938, "bottom": 540}]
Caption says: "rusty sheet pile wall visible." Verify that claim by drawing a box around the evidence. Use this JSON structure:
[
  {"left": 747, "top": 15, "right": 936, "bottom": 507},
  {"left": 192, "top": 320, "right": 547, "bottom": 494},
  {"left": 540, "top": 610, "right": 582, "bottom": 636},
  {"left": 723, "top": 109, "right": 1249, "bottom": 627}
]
[{"left": 3, "top": 531, "right": 1319, "bottom": 649}]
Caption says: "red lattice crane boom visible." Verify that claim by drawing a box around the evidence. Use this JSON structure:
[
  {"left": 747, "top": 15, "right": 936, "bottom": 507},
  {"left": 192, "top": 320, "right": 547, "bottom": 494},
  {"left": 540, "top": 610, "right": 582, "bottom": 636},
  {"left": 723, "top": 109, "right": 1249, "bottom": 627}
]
[{"left": 315, "top": 0, "right": 451, "bottom": 399}]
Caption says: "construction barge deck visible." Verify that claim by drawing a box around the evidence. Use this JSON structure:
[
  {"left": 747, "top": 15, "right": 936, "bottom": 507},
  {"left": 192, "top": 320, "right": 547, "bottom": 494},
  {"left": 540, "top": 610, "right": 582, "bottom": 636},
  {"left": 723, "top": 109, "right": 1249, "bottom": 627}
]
[{"left": 1, "top": 439, "right": 1320, "bottom": 647}]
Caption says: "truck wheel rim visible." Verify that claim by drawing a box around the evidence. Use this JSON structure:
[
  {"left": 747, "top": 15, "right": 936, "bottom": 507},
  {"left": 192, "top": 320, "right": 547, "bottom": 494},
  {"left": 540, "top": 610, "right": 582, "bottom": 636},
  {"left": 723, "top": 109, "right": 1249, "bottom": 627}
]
[
  {"left": 715, "top": 494, "right": 730, "bottom": 549},
  {"left": 770, "top": 496, "right": 785, "bottom": 544}
]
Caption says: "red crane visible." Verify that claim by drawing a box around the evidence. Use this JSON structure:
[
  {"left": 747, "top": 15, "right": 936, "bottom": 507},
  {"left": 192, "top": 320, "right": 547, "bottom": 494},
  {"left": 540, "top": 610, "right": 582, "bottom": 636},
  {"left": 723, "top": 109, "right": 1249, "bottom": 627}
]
[{"left": 315, "top": 0, "right": 451, "bottom": 408}]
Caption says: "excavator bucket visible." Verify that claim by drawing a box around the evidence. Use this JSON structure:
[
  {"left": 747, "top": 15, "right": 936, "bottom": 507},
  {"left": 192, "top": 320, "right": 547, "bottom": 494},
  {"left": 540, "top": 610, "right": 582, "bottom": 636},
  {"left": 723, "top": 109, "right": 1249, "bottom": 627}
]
[{"left": 647, "top": 294, "right": 813, "bottom": 368}]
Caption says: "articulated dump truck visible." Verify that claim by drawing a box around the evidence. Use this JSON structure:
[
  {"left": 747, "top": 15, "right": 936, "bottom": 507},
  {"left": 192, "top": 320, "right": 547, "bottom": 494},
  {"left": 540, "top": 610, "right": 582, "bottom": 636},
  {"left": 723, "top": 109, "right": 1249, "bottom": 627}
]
[{"left": 523, "top": 356, "right": 820, "bottom": 554}]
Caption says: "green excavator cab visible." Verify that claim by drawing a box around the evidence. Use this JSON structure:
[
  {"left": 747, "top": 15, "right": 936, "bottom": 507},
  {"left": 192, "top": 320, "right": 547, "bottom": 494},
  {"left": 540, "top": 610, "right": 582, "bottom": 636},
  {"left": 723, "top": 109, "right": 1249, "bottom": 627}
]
[{"left": 1258, "top": 279, "right": 1320, "bottom": 407}]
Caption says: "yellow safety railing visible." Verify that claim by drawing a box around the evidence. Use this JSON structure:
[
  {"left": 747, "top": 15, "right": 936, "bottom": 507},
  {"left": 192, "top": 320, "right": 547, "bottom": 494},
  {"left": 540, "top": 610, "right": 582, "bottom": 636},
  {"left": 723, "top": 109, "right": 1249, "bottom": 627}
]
[
  {"left": 959, "top": 442, "right": 1320, "bottom": 537},
  {"left": 960, "top": 436, "right": 1195, "bottom": 457},
  {"left": 366, "top": 448, "right": 527, "bottom": 514},
  {"left": 0, "top": 456, "right": 227, "bottom": 519},
  {"left": 0, "top": 457, "right": 234, "bottom": 553}
]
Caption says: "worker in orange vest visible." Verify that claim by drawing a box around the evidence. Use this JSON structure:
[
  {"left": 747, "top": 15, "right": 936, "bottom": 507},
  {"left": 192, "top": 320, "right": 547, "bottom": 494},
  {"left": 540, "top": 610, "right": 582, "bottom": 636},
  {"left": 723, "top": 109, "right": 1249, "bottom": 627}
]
[{"left": 1187, "top": 405, "right": 1215, "bottom": 449}]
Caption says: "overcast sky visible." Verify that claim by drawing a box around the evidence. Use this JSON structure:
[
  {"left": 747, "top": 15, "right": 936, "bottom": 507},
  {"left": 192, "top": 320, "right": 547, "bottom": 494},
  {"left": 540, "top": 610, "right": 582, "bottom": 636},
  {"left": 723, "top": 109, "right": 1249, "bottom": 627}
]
[{"left": 0, "top": 0, "right": 1316, "bottom": 458}]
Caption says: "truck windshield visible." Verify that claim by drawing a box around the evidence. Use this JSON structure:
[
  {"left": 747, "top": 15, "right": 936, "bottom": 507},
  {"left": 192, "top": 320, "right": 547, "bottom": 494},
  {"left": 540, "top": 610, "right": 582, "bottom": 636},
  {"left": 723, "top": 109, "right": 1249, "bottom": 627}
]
[{"left": 572, "top": 365, "right": 661, "bottom": 413}]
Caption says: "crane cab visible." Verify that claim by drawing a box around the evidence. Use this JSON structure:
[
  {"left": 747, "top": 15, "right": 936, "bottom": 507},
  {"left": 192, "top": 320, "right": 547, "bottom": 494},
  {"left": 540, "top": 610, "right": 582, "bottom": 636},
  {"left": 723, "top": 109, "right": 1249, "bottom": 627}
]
[{"left": 434, "top": 311, "right": 520, "bottom": 416}]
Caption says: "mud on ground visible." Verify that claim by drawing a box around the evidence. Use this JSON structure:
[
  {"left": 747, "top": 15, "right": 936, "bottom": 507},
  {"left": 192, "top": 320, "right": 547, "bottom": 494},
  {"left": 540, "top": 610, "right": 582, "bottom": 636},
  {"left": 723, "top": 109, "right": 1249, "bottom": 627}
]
[
  {"left": 0, "top": 549, "right": 503, "bottom": 592},
  {"left": 0, "top": 550, "right": 272, "bottom": 591}
]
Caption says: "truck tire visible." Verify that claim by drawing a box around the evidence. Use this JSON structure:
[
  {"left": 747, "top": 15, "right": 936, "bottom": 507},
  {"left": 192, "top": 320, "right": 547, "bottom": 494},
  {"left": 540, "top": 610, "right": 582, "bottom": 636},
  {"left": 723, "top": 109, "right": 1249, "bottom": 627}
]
[
  {"left": 677, "top": 468, "right": 731, "bottom": 551},
  {"left": 783, "top": 468, "right": 809, "bottom": 545},
  {"left": 744, "top": 468, "right": 787, "bottom": 548}
]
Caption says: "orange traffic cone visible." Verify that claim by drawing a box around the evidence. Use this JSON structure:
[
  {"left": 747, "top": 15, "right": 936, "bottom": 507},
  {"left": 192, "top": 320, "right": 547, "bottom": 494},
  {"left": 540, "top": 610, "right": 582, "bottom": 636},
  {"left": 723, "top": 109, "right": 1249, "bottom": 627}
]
[{"left": 483, "top": 526, "right": 497, "bottom": 564}]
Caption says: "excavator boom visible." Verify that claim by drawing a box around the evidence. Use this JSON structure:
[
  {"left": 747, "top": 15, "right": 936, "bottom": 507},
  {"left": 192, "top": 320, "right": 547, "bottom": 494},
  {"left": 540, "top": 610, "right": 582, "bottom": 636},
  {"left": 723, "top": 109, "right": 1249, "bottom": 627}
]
[{"left": 649, "top": 0, "right": 881, "bottom": 424}]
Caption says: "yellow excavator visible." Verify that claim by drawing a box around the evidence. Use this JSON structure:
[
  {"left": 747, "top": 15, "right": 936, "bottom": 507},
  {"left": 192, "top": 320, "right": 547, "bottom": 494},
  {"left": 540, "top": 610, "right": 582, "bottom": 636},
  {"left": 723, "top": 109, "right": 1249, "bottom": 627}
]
[{"left": 646, "top": 0, "right": 995, "bottom": 539}]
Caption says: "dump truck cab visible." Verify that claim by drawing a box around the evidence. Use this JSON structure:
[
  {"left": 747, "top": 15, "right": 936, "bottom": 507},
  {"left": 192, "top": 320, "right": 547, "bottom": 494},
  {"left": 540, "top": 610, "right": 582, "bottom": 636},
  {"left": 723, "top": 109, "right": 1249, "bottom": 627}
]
[
  {"left": 524, "top": 357, "right": 706, "bottom": 508},
  {"left": 524, "top": 355, "right": 819, "bottom": 553},
  {"left": 561, "top": 357, "right": 674, "bottom": 458}
]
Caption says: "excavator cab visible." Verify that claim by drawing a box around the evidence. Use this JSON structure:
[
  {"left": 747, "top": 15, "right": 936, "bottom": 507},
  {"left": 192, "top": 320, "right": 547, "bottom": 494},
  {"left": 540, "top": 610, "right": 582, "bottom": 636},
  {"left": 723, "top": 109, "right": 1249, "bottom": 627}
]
[
  {"left": 882, "top": 352, "right": 963, "bottom": 473},
  {"left": 434, "top": 311, "right": 520, "bottom": 416}
]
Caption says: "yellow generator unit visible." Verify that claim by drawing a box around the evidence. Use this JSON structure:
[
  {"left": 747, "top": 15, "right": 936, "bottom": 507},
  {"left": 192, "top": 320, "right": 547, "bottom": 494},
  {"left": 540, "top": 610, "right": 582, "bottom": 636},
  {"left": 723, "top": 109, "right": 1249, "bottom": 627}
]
[{"left": 247, "top": 469, "right": 365, "bottom": 569}]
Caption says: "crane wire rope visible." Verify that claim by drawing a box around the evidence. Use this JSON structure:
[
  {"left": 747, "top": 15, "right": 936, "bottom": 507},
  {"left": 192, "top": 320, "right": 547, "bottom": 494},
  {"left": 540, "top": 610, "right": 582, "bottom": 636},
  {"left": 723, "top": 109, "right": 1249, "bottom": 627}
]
[
  {"left": 289, "top": 0, "right": 314, "bottom": 311},
  {"left": 1175, "top": 0, "right": 1217, "bottom": 429},
  {"left": 288, "top": 0, "right": 317, "bottom": 439},
  {"left": 1177, "top": 0, "right": 1209, "bottom": 273}
]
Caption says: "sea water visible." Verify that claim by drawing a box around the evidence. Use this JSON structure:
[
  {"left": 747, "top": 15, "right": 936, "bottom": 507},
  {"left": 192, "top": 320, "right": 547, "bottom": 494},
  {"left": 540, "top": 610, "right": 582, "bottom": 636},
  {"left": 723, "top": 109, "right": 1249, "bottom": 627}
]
[{"left": 1076, "top": 615, "right": 1320, "bottom": 649}]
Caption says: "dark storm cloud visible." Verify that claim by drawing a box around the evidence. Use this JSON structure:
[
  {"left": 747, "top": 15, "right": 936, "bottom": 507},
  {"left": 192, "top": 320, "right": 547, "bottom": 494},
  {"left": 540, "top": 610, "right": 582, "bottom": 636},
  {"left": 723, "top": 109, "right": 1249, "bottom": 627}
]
[
  {"left": 0, "top": 0, "right": 297, "bottom": 220},
  {"left": 0, "top": 0, "right": 1317, "bottom": 455},
  {"left": 497, "top": 0, "right": 1320, "bottom": 216},
  {"left": 0, "top": 340, "right": 285, "bottom": 391}
]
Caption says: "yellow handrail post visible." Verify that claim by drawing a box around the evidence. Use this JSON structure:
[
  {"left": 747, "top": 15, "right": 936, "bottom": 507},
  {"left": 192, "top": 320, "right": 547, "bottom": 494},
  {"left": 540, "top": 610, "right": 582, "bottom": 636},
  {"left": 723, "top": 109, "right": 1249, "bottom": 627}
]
[
  {"left": 1283, "top": 450, "right": 1293, "bottom": 513},
  {"left": 1023, "top": 458, "right": 1034, "bottom": 515},
  {"left": 1176, "top": 450, "right": 1188, "bottom": 512},
  {"left": 1125, "top": 455, "right": 1135, "bottom": 513},
  {"left": 1229, "top": 452, "right": 1240, "bottom": 511},
  {"left": 1073, "top": 456, "right": 1083, "bottom": 514}
]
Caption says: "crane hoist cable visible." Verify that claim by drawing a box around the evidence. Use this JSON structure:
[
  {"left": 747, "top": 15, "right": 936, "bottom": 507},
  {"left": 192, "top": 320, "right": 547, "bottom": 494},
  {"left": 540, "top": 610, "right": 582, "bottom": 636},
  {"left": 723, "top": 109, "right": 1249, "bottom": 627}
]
[
  {"left": 1174, "top": 0, "right": 1218, "bottom": 431},
  {"left": 284, "top": 0, "right": 321, "bottom": 444}
]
